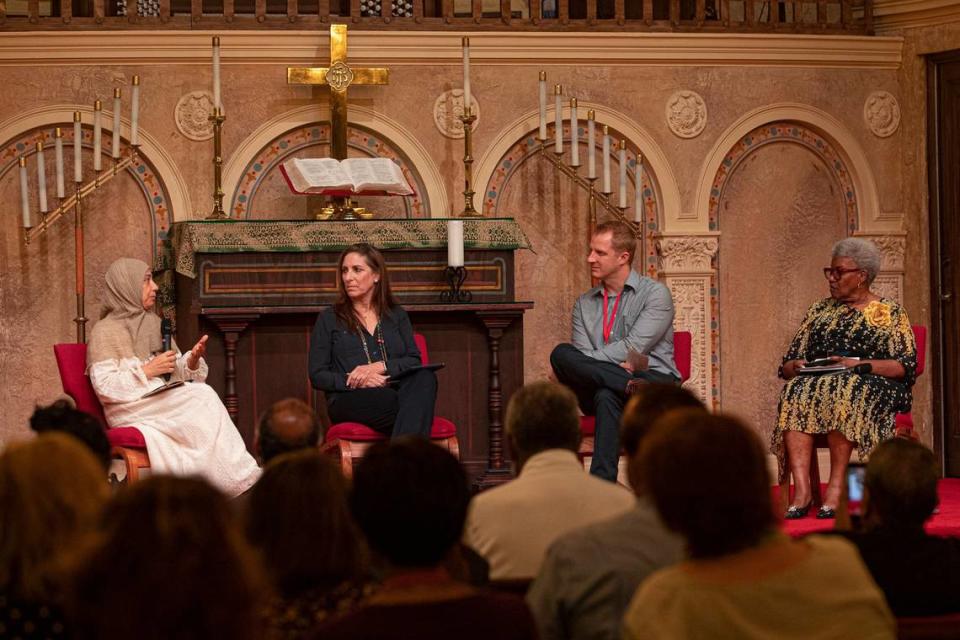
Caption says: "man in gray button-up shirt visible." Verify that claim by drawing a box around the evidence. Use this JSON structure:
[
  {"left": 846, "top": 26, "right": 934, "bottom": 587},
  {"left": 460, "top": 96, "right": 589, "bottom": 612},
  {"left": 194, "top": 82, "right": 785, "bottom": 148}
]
[{"left": 550, "top": 221, "right": 679, "bottom": 481}]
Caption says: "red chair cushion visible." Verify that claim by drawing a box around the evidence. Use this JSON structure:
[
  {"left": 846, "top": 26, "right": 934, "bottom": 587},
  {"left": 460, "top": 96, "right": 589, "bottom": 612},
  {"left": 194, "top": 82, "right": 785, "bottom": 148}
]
[
  {"left": 107, "top": 427, "right": 148, "bottom": 448},
  {"left": 580, "top": 415, "right": 596, "bottom": 437},
  {"left": 674, "top": 331, "right": 692, "bottom": 383},
  {"left": 913, "top": 325, "right": 927, "bottom": 377},
  {"left": 326, "top": 418, "right": 457, "bottom": 443}
]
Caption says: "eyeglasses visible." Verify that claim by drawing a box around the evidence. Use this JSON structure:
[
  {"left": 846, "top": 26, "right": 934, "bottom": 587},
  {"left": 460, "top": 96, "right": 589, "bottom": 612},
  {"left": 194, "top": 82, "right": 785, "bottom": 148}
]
[{"left": 823, "top": 267, "right": 863, "bottom": 281}]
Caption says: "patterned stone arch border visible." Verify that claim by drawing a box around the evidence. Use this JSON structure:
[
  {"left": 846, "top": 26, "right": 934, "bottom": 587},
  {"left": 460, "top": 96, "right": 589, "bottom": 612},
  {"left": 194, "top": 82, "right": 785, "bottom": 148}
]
[
  {"left": 705, "top": 122, "right": 861, "bottom": 409},
  {"left": 0, "top": 124, "right": 173, "bottom": 263},
  {"left": 230, "top": 123, "right": 428, "bottom": 219},
  {"left": 483, "top": 121, "right": 663, "bottom": 278}
]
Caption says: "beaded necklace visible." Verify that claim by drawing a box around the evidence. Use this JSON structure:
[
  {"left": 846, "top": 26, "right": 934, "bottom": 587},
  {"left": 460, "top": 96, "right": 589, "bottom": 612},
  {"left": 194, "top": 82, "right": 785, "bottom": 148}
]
[{"left": 358, "top": 320, "right": 388, "bottom": 365}]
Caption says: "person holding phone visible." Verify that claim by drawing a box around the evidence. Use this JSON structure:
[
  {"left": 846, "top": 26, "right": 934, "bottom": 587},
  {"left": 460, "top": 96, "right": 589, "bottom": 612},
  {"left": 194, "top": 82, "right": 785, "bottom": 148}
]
[
  {"left": 774, "top": 238, "right": 917, "bottom": 520},
  {"left": 309, "top": 244, "right": 437, "bottom": 438}
]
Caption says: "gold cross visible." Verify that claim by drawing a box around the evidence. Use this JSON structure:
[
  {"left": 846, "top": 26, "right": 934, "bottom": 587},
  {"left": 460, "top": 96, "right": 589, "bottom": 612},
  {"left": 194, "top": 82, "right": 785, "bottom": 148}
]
[{"left": 287, "top": 25, "right": 390, "bottom": 161}]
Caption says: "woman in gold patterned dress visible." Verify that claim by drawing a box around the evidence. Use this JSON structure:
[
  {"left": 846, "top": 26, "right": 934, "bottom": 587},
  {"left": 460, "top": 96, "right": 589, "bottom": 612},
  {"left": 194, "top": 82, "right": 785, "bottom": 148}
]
[{"left": 775, "top": 238, "right": 917, "bottom": 520}]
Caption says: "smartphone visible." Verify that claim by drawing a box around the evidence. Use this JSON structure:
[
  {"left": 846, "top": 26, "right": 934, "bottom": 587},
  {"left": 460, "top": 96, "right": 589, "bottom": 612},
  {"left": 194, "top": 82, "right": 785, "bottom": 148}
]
[{"left": 846, "top": 463, "right": 867, "bottom": 515}]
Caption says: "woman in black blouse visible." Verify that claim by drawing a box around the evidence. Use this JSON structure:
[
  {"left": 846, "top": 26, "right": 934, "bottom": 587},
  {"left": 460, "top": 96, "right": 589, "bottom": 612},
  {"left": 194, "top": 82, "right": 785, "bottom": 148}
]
[{"left": 309, "top": 243, "right": 437, "bottom": 437}]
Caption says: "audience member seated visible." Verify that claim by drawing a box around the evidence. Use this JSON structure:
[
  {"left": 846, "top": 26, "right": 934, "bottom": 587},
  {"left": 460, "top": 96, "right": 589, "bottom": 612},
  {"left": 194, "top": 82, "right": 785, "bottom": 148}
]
[
  {"left": 69, "top": 476, "right": 266, "bottom": 640},
  {"left": 315, "top": 437, "right": 536, "bottom": 640},
  {"left": 833, "top": 438, "right": 960, "bottom": 617},
  {"left": 246, "top": 449, "right": 374, "bottom": 638},
  {"left": 30, "top": 399, "right": 111, "bottom": 471},
  {"left": 87, "top": 257, "right": 260, "bottom": 497},
  {"left": 623, "top": 411, "right": 895, "bottom": 640},
  {"left": 463, "top": 381, "right": 635, "bottom": 581},
  {"left": 527, "top": 384, "right": 702, "bottom": 640},
  {"left": 0, "top": 433, "right": 109, "bottom": 638},
  {"left": 775, "top": 238, "right": 917, "bottom": 519},
  {"left": 255, "top": 398, "right": 322, "bottom": 465}
]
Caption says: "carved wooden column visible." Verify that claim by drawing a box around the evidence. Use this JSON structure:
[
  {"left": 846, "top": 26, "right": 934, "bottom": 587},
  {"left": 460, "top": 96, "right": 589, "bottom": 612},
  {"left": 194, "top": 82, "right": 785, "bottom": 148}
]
[
  {"left": 207, "top": 313, "right": 260, "bottom": 423},
  {"left": 657, "top": 234, "right": 719, "bottom": 407},
  {"left": 472, "top": 311, "right": 522, "bottom": 491}
]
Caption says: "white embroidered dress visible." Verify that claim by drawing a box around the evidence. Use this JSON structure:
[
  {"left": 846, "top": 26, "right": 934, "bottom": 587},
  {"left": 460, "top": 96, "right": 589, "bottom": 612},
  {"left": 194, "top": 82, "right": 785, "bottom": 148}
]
[{"left": 89, "top": 351, "right": 261, "bottom": 497}]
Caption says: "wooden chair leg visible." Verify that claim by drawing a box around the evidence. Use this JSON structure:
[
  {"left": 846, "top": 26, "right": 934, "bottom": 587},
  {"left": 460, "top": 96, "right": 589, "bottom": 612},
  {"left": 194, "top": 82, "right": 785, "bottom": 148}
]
[{"left": 111, "top": 446, "right": 150, "bottom": 484}]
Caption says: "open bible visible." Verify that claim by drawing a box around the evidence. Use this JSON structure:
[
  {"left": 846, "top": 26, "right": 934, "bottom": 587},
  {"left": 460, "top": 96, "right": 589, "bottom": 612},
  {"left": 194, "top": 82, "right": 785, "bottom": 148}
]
[{"left": 280, "top": 157, "right": 415, "bottom": 196}]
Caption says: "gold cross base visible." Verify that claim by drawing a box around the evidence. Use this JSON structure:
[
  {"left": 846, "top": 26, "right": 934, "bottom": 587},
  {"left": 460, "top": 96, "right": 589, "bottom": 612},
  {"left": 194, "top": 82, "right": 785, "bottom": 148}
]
[{"left": 315, "top": 196, "right": 374, "bottom": 221}]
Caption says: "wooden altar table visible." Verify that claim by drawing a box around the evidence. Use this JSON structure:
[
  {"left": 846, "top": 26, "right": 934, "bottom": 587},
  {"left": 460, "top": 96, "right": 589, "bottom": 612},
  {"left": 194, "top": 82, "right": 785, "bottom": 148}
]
[{"left": 162, "top": 219, "right": 533, "bottom": 486}]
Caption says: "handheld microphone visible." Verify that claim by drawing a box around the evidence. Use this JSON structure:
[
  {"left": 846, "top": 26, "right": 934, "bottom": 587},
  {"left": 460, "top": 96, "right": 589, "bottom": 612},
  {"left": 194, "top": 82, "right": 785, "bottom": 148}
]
[
  {"left": 160, "top": 319, "right": 173, "bottom": 382},
  {"left": 852, "top": 363, "right": 873, "bottom": 375}
]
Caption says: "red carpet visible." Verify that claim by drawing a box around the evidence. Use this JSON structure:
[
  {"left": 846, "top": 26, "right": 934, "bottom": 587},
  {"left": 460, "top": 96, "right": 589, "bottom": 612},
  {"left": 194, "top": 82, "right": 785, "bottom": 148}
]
[{"left": 777, "top": 479, "right": 960, "bottom": 537}]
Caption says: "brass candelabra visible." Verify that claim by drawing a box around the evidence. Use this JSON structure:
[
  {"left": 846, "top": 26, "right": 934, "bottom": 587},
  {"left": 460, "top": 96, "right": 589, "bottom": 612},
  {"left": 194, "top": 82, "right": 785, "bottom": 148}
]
[
  {"left": 206, "top": 108, "right": 228, "bottom": 220},
  {"left": 458, "top": 109, "right": 482, "bottom": 218}
]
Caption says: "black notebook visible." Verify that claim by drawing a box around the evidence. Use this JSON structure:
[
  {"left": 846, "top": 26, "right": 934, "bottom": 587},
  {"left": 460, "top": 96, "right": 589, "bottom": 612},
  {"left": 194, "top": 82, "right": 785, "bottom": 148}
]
[{"left": 141, "top": 380, "right": 185, "bottom": 398}]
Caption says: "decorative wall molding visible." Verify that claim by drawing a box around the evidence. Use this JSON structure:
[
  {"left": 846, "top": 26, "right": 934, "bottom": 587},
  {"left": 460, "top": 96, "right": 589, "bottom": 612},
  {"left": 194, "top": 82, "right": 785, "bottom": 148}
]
[
  {"left": 0, "top": 31, "right": 903, "bottom": 69},
  {"left": 873, "top": 0, "right": 960, "bottom": 32},
  {"left": 657, "top": 234, "right": 719, "bottom": 272},
  {"left": 174, "top": 91, "right": 215, "bottom": 141},
  {"left": 433, "top": 89, "right": 479, "bottom": 140},
  {"left": 666, "top": 275, "right": 713, "bottom": 405},
  {"left": 863, "top": 90, "right": 901, "bottom": 138},
  {"left": 857, "top": 233, "right": 906, "bottom": 271},
  {"left": 665, "top": 90, "right": 707, "bottom": 139}
]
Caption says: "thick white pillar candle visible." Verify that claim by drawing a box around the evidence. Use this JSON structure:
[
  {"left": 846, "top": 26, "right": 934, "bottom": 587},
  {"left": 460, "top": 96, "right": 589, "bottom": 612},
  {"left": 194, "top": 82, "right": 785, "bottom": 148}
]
[
  {"left": 447, "top": 220, "right": 465, "bottom": 267},
  {"left": 554, "top": 84, "right": 562, "bottom": 154},
  {"left": 73, "top": 112, "right": 82, "bottom": 183},
  {"left": 93, "top": 100, "right": 102, "bottom": 172},
  {"left": 587, "top": 111, "right": 596, "bottom": 179},
  {"left": 111, "top": 88, "right": 122, "bottom": 159},
  {"left": 634, "top": 153, "right": 644, "bottom": 223},
  {"left": 19, "top": 157, "right": 30, "bottom": 228},
  {"left": 570, "top": 98, "right": 579, "bottom": 167},
  {"left": 36, "top": 142, "right": 48, "bottom": 213},
  {"left": 54, "top": 128, "right": 65, "bottom": 199},
  {"left": 213, "top": 36, "right": 222, "bottom": 112},
  {"left": 602, "top": 125, "right": 611, "bottom": 194},
  {"left": 618, "top": 140, "right": 627, "bottom": 208},
  {"left": 462, "top": 37, "right": 471, "bottom": 116},
  {"left": 130, "top": 75, "right": 140, "bottom": 146},
  {"left": 538, "top": 71, "right": 547, "bottom": 141}
]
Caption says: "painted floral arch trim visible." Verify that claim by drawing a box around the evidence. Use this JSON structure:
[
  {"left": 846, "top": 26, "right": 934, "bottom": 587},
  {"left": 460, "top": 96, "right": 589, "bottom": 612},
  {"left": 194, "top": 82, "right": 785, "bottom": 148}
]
[
  {"left": 1, "top": 125, "right": 173, "bottom": 258},
  {"left": 483, "top": 122, "right": 662, "bottom": 277},
  {"left": 707, "top": 120, "right": 860, "bottom": 409},
  {"left": 708, "top": 122, "right": 859, "bottom": 235},
  {"left": 230, "top": 123, "right": 428, "bottom": 219}
]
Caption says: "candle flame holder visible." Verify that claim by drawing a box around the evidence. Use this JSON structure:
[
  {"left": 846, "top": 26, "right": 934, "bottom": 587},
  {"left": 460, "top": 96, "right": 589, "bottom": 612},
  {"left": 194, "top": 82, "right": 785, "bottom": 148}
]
[
  {"left": 440, "top": 266, "right": 472, "bottom": 304},
  {"left": 206, "top": 108, "right": 229, "bottom": 220}
]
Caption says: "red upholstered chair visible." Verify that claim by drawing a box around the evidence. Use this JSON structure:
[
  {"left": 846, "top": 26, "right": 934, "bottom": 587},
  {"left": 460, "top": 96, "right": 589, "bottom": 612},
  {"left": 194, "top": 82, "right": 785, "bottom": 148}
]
[
  {"left": 578, "top": 330, "right": 693, "bottom": 461},
  {"left": 53, "top": 343, "right": 150, "bottom": 482},
  {"left": 777, "top": 324, "right": 927, "bottom": 512},
  {"left": 320, "top": 333, "right": 460, "bottom": 478}
]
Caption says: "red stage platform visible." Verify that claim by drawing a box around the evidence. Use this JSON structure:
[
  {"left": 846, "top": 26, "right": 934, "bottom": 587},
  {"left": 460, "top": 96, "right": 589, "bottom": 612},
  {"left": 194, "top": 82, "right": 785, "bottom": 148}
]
[{"left": 778, "top": 479, "right": 960, "bottom": 538}]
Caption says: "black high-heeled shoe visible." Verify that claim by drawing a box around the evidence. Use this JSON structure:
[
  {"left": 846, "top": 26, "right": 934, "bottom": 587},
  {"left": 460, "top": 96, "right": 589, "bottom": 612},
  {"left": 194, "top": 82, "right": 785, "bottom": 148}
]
[
  {"left": 784, "top": 503, "right": 812, "bottom": 520},
  {"left": 816, "top": 505, "right": 836, "bottom": 519}
]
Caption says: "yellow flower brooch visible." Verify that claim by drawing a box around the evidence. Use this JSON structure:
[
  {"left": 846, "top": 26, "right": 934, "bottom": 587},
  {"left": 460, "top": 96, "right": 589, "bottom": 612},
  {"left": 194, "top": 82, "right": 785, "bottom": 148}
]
[{"left": 863, "top": 301, "right": 892, "bottom": 328}]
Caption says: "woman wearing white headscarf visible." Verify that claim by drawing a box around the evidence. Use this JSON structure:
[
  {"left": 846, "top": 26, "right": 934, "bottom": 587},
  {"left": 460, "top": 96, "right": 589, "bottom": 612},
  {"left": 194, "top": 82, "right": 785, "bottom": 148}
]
[{"left": 87, "top": 257, "right": 260, "bottom": 497}]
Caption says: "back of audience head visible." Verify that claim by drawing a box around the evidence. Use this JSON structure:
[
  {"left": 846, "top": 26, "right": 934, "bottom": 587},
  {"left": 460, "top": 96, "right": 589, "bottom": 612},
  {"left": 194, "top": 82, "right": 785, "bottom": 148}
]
[
  {"left": 620, "top": 384, "right": 706, "bottom": 492},
  {"left": 506, "top": 381, "right": 580, "bottom": 469},
  {"left": 0, "top": 433, "right": 108, "bottom": 601},
  {"left": 69, "top": 476, "right": 264, "bottom": 640},
  {"left": 641, "top": 410, "right": 775, "bottom": 559},
  {"left": 247, "top": 449, "right": 366, "bottom": 596},
  {"left": 30, "top": 399, "right": 111, "bottom": 471},
  {"left": 255, "top": 398, "right": 321, "bottom": 465},
  {"left": 350, "top": 437, "right": 469, "bottom": 570},
  {"left": 864, "top": 438, "right": 938, "bottom": 531}
]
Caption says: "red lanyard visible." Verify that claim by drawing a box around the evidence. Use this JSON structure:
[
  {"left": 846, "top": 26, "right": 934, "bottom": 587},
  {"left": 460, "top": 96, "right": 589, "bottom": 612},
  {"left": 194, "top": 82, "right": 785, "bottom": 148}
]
[{"left": 602, "top": 289, "right": 622, "bottom": 344}]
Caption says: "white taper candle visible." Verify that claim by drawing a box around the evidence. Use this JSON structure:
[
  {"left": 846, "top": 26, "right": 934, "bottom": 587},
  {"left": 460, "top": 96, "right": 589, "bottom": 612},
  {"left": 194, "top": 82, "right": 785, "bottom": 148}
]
[
  {"left": 570, "top": 98, "right": 579, "bottom": 167},
  {"left": 130, "top": 75, "right": 140, "bottom": 146},
  {"left": 111, "top": 88, "right": 121, "bottom": 159},
  {"left": 36, "top": 142, "right": 48, "bottom": 213},
  {"left": 447, "top": 219, "right": 465, "bottom": 268},
  {"left": 618, "top": 140, "right": 627, "bottom": 209},
  {"left": 54, "top": 128, "right": 65, "bottom": 199},
  {"left": 462, "top": 37, "right": 471, "bottom": 116},
  {"left": 587, "top": 110, "right": 596, "bottom": 179},
  {"left": 213, "top": 36, "right": 222, "bottom": 112},
  {"left": 635, "top": 153, "right": 644, "bottom": 223},
  {"left": 538, "top": 71, "right": 547, "bottom": 141},
  {"left": 554, "top": 85, "right": 562, "bottom": 154},
  {"left": 19, "top": 157, "right": 30, "bottom": 228},
  {"left": 93, "top": 100, "right": 102, "bottom": 172},
  {"left": 602, "top": 125, "right": 611, "bottom": 194},
  {"left": 73, "top": 112, "right": 82, "bottom": 183}
]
